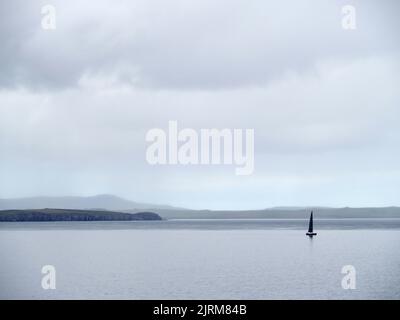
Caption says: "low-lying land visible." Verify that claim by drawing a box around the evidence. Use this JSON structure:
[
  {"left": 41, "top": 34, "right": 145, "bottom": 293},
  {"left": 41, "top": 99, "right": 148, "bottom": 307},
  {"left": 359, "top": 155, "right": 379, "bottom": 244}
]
[
  {"left": 127, "top": 207, "right": 400, "bottom": 219},
  {"left": 0, "top": 208, "right": 162, "bottom": 222}
]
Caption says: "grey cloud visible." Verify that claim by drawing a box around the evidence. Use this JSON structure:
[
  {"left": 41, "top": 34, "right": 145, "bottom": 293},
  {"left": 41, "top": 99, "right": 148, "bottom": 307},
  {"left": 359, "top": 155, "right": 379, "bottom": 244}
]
[
  {"left": 0, "top": 0, "right": 399, "bottom": 209},
  {"left": 0, "top": 0, "right": 399, "bottom": 90}
]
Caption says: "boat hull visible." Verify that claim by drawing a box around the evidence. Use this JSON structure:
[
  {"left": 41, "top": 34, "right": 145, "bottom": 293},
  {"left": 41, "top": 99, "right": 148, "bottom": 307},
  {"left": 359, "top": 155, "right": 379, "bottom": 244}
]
[{"left": 306, "top": 232, "right": 317, "bottom": 237}]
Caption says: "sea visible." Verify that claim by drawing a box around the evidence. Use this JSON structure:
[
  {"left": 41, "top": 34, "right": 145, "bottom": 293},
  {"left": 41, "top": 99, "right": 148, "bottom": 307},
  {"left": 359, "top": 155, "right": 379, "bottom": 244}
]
[{"left": 0, "top": 219, "right": 399, "bottom": 299}]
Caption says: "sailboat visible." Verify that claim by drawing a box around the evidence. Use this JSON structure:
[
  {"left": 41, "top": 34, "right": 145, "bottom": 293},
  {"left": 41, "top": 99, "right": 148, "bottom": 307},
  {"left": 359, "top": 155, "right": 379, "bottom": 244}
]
[{"left": 306, "top": 211, "right": 317, "bottom": 237}]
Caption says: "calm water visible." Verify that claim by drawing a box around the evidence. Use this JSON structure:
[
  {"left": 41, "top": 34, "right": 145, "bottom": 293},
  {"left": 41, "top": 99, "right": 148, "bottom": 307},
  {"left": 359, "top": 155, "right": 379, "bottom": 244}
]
[{"left": 0, "top": 219, "right": 399, "bottom": 299}]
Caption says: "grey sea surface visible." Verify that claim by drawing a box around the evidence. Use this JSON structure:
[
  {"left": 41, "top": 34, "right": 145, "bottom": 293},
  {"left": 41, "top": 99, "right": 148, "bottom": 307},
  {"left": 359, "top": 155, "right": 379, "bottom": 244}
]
[{"left": 0, "top": 219, "right": 399, "bottom": 299}]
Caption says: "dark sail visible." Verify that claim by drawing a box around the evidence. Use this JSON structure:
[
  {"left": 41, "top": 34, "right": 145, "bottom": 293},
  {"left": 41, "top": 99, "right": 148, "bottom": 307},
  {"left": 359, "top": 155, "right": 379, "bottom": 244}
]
[{"left": 308, "top": 211, "right": 313, "bottom": 233}]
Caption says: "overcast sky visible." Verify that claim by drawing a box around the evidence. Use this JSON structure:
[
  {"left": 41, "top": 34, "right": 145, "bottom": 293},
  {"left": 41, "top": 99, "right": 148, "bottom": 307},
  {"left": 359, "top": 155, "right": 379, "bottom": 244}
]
[{"left": 0, "top": 0, "right": 399, "bottom": 209}]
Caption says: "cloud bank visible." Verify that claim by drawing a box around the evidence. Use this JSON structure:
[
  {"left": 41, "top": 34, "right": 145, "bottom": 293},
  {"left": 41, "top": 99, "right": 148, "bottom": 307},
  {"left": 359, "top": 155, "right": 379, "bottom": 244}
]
[{"left": 0, "top": 0, "right": 399, "bottom": 209}]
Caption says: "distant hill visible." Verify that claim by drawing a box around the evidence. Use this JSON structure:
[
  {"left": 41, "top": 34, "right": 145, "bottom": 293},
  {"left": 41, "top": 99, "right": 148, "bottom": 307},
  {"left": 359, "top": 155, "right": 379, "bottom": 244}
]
[
  {"left": 1, "top": 195, "right": 399, "bottom": 220},
  {"left": 0, "top": 195, "right": 183, "bottom": 211},
  {"left": 127, "top": 207, "right": 400, "bottom": 219},
  {"left": 269, "top": 206, "right": 331, "bottom": 211},
  {"left": 0, "top": 208, "right": 162, "bottom": 222}
]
